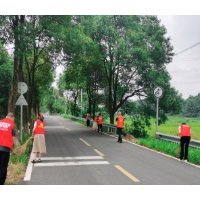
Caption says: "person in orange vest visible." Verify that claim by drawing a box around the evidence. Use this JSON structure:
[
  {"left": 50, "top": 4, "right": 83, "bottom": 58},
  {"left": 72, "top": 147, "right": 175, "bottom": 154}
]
[
  {"left": 86, "top": 112, "right": 91, "bottom": 127},
  {"left": 93, "top": 116, "right": 98, "bottom": 130},
  {"left": 0, "top": 112, "right": 16, "bottom": 185},
  {"left": 97, "top": 113, "right": 103, "bottom": 134},
  {"left": 179, "top": 122, "right": 191, "bottom": 161},
  {"left": 31, "top": 114, "right": 46, "bottom": 163},
  {"left": 116, "top": 112, "right": 124, "bottom": 143}
]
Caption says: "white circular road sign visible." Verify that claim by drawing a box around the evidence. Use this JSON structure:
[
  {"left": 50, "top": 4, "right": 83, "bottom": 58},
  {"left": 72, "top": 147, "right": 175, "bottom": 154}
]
[
  {"left": 18, "top": 82, "right": 28, "bottom": 94},
  {"left": 153, "top": 86, "right": 164, "bottom": 98}
]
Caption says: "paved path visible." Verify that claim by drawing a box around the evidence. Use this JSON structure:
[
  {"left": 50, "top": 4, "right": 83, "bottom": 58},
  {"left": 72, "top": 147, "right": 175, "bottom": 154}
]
[{"left": 19, "top": 115, "right": 200, "bottom": 185}]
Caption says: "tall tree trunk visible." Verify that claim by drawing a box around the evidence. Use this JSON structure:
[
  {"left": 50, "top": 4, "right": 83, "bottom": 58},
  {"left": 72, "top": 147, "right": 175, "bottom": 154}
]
[
  {"left": 93, "top": 98, "right": 96, "bottom": 120},
  {"left": 74, "top": 96, "right": 77, "bottom": 116},
  {"left": 108, "top": 73, "right": 114, "bottom": 124}
]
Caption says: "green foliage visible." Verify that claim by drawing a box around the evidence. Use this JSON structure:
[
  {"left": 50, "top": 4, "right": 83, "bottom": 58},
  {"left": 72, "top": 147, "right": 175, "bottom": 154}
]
[
  {"left": 136, "top": 137, "right": 200, "bottom": 165},
  {"left": 0, "top": 42, "right": 13, "bottom": 118},
  {"left": 182, "top": 93, "right": 200, "bottom": 117},
  {"left": 124, "top": 114, "right": 148, "bottom": 138}
]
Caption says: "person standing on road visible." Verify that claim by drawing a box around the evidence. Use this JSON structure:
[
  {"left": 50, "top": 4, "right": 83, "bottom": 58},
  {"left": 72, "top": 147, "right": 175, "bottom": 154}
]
[
  {"left": 97, "top": 113, "right": 103, "bottom": 134},
  {"left": 0, "top": 112, "right": 16, "bottom": 185},
  {"left": 179, "top": 122, "right": 191, "bottom": 161},
  {"left": 31, "top": 114, "right": 46, "bottom": 163},
  {"left": 93, "top": 116, "right": 98, "bottom": 130},
  {"left": 86, "top": 112, "right": 91, "bottom": 127},
  {"left": 116, "top": 112, "right": 124, "bottom": 143}
]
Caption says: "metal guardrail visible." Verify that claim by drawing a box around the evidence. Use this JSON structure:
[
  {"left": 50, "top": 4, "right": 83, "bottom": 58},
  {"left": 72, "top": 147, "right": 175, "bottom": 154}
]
[
  {"left": 65, "top": 115, "right": 118, "bottom": 133},
  {"left": 155, "top": 132, "right": 200, "bottom": 149}
]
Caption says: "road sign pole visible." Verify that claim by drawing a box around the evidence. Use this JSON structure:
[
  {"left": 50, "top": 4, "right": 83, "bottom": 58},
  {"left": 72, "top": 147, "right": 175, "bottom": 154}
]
[
  {"left": 20, "top": 104, "right": 23, "bottom": 141},
  {"left": 156, "top": 98, "right": 159, "bottom": 133}
]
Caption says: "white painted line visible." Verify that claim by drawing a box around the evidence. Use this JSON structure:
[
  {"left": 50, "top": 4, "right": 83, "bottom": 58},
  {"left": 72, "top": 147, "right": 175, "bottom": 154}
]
[
  {"left": 41, "top": 156, "right": 104, "bottom": 160},
  {"left": 45, "top": 126, "right": 65, "bottom": 128},
  {"left": 34, "top": 161, "right": 110, "bottom": 167},
  {"left": 24, "top": 152, "right": 34, "bottom": 181}
]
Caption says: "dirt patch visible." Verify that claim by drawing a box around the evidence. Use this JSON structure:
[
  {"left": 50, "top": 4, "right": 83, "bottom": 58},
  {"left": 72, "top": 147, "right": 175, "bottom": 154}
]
[
  {"left": 106, "top": 132, "right": 116, "bottom": 136},
  {"left": 125, "top": 133, "right": 135, "bottom": 143},
  {"left": 5, "top": 162, "right": 26, "bottom": 185}
]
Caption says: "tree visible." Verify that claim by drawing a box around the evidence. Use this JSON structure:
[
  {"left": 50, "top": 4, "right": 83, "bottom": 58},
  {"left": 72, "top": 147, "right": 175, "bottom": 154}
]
[
  {"left": 0, "top": 42, "right": 13, "bottom": 118},
  {"left": 93, "top": 15, "right": 182, "bottom": 124}
]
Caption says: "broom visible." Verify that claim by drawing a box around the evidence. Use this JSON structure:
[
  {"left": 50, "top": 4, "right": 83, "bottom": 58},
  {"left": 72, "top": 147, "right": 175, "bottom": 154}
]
[
  {"left": 175, "top": 144, "right": 181, "bottom": 158},
  {"left": 13, "top": 136, "right": 34, "bottom": 156}
]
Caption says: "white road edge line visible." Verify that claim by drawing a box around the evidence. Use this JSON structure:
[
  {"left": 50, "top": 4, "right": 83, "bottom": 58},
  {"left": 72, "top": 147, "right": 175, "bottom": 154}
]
[
  {"left": 34, "top": 161, "right": 110, "bottom": 167},
  {"left": 24, "top": 152, "right": 34, "bottom": 181},
  {"left": 102, "top": 132, "right": 200, "bottom": 169}
]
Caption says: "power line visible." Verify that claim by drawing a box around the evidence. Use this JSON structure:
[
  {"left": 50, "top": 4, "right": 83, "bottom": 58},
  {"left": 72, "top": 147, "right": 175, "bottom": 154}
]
[{"left": 174, "top": 43, "right": 200, "bottom": 56}]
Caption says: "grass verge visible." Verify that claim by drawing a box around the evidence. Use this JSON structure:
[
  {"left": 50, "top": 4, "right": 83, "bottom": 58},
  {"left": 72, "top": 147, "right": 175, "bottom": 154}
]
[{"left": 5, "top": 134, "right": 32, "bottom": 185}]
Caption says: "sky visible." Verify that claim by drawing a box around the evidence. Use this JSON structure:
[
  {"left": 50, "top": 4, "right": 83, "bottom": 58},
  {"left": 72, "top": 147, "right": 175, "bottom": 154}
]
[{"left": 158, "top": 15, "right": 200, "bottom": 99}]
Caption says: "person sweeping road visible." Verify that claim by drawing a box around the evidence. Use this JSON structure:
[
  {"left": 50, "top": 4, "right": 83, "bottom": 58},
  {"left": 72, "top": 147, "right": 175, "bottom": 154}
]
[
  {"left": 179, "top": 122, "right": 191, "bottom": 162},
  {"left": 0, "top": 112, "right": 16, "bottom": 185},
  {"left": 93, "top": 116, "right": 98, "bottom": 130},
  {"left": 86, "top": 112, "right": 91, "bottom": 127},
  {"left": 31, "top": 114, "right": 46, "bottom": 163},
  {"left": 97, "top": 113, "right": 103, "bottom": 134},
  {"left": 116, "top": 112, "right": 124, "bottom": 143}
]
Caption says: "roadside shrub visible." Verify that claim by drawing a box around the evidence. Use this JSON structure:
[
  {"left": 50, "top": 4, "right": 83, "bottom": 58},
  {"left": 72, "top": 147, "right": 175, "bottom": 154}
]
[{"left": 124, "top": 116, "right": 148, "bottom": 138}]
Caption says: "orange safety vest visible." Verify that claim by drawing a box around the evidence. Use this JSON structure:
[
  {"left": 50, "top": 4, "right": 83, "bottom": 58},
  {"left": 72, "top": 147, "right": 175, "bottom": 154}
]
[
  {"left": 34, "top": 120, "right": 45, "bottom": 135},
  {"left": 180, "top": 125, "right": 191, "bottom": 138},
  {"left": 97, "top": 116, "right": 103, "bottom": 125},
  {"left": 0, "top": 118, "right": 15, "bottom": 150},
  {"left": 94, "top": 117, "right": 98, "bottom": 122},
  {"left": 87, "top": 113, "right": 91, "bottom": 120},
  {"left": 117, "top": 115, "right": 124, "bottom": 128}
]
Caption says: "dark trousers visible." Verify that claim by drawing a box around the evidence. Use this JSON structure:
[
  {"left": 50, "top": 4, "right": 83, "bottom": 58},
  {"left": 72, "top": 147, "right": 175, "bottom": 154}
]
[
  {"left": 180, "top": 136, "right": 191, "bottom": 160},
  {"left": 0, "top": 150, "right": 10, "bottom": 185},
  {"left": 87, "top": 119, "right": 90, "bottom": 127},
  {"left": 117, "top": 128, "right": 122, "bottom": 142},
  {"left": 98, "top": 124, "right": 102, "bottom": 133}
]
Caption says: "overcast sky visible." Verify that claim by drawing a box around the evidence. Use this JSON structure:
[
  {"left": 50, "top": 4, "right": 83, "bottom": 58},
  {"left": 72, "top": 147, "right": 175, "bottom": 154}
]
[{"left": 53, "top": 15, "right": 200, "bottom": 100}]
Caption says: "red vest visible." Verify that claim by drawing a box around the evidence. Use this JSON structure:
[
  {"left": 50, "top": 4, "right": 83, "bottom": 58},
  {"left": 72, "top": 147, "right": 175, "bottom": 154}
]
[
  {"left": 94, "top": 117, "right": 98, "bottom": 122},
  {"left": 87, "top": 114, "right": 91, "bottom": 119},
  {"left": 180, "top": 125, "right": 191, "bottom": 138},
  {"left": 0, "top": 118, "right": 15, "bottom": 150},
  {"left": 117, "top": 115, "right": 124, "bottom": 128},
  {"left": 34, "top": 120, "right": 45, "bottom": 135},
  {"left": 97, "top": 116, "right": 103, "bottom": 124}
]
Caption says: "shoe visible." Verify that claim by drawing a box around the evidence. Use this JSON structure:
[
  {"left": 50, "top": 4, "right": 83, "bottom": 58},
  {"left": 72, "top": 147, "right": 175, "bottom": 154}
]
[
  {"left": 38, "top": 159, "right": 42, "bottom": 162},
  {"left": 179, "top": 159, "right": 183, "bottom": 161},
  {"left": 184, "top": 159, "right": 188, "bottom": 162},
  {"left": 119, "top": 141, "right": 122, "bottom": 143},
  {"left": 31, "top": 159, "right": 37, "bottom": 163}
]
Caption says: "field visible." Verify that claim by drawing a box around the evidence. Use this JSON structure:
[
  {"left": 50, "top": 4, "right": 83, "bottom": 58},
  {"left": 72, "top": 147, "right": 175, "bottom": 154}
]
[{"left": 105, "top": 116, "right": 200, "bottom": 140}]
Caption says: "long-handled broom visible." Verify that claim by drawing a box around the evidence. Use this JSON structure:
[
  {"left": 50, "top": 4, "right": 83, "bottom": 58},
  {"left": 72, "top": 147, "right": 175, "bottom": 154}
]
[
  {"left": 13, "top": 136, "right": 34, "bottom": 156},
  {"left": 175, "top": 144, "right": 181, "bottom": 158}
]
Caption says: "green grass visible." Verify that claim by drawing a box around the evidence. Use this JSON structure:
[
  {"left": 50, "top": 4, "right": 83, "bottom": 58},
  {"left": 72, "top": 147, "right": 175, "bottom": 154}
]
[{"left": 136, "top": 137, "right": 200, "bottom": 165}]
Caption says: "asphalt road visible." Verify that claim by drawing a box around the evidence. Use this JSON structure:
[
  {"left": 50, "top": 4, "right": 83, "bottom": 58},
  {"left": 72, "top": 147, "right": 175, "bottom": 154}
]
[{"left": 19, "top": 115, "right": 200, "bottom": 185}]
